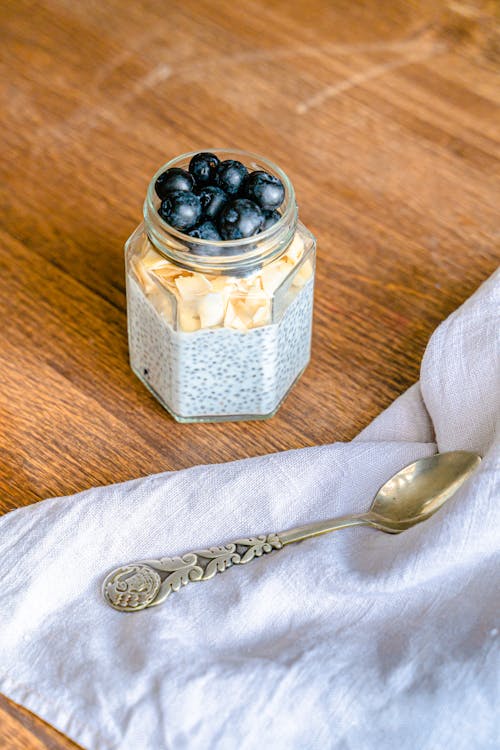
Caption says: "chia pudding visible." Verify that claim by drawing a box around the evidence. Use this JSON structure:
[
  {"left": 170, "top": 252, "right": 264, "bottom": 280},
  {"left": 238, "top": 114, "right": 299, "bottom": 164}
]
[
  {"left": 125, "top": 149, "right": 317, "bottom": 422},
  {"left": 128, "top": 271, "right": 314, "bottom": 420}
]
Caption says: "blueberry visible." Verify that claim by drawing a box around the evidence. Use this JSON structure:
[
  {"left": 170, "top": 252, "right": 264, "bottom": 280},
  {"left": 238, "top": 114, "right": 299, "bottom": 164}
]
[
  {"left": 215, "top": 160, "right": 248, "bottom": 195},
  {"left": 261, "top": 209, "right": 281, "bottom": 230},
  {"left": 158, "top": 190, "right": 202, "bottom": 231},
  {"left": 197, "top": 185, "right": 229, "bottom": 221},
  {"left": 245, "top": 170, "right": 285, "bottom": 210},
  {"left": 187, "top": 220, "right": 221, "bottom": 241},
  {"left": 218, "top": 198, "right": 264, "bottom": 240},
  {"left": 188, "top": 152, "right": 220, "bottom": 186},
  {"left": 155, "top": 168, "right": 194, "bottom": 199},
  {"left": 186, "top": 221, "right": 224, "bottom": 256}
]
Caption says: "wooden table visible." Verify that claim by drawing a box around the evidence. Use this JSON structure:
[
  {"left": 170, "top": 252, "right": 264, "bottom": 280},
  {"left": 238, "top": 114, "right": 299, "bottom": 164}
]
[{"left": 1, "top": 1, "right": 499, "bottom": 747}]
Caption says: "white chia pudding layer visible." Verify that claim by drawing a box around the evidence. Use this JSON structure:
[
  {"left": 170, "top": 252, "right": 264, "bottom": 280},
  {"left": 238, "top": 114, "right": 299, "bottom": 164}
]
[{"left": 127, "top": 274, "right": 314, "bottom": 420}]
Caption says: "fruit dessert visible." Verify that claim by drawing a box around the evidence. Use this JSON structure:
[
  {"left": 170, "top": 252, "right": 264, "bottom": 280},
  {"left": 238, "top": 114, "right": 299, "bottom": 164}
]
[{"left": 125, "top": 150, "right": 316, "bottom": 422}]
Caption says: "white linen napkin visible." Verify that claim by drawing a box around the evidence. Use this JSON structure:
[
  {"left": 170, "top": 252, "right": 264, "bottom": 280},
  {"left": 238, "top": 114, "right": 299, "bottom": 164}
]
[{"left": 0, "top": 269, "right": 499, "bottom": 750}]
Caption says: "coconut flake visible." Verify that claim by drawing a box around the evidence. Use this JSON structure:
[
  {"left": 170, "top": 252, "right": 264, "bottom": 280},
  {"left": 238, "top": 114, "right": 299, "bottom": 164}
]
[
  {"left": 292, "top": 259, "right": 313, "bottom": 288},
  {"left": 198, "top": 293, "right": 225, "bottom": 328},
  {"left": 179, "top": 304, "right": 201, "bottom": 332},
  {"left": 261, "top": 260, "right": 290, "bottom": 294},
  {"left": 175, "top": 274, "right": 212, "bottom": 299},
  {"left": 284, "top": 234, "right": 305, "bottom": 264},
  {"left": 252, "top": 302, "right": 272, "bottom": 326}
]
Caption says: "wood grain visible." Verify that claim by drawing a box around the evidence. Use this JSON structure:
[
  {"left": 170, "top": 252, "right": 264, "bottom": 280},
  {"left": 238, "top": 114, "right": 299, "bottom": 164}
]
[{"left": 0, "top": 0, "right": 499, "bottom": 747}]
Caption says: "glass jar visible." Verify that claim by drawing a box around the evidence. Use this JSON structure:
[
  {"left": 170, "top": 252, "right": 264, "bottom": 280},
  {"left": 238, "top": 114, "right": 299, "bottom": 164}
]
[{"left": 125, "top": 149, "right": 316, "bottom": 423}]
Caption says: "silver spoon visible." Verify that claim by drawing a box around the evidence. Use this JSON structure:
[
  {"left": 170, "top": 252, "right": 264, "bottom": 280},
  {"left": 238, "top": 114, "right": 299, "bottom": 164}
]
[{"left": 102, "top": 450, "right": 481, "bottom": 612}]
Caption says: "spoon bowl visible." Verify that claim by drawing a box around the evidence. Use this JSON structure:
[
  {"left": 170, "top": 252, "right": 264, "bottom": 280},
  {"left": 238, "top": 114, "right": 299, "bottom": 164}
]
[{"left": 369, "top": 451, "right": 482, "bottom": 530}]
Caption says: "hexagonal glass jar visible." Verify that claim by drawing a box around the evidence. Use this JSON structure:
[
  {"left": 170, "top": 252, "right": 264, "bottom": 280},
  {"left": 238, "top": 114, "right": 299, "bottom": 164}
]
[{"left": 125, "top": 149, "right": 316, "bottom": 423}]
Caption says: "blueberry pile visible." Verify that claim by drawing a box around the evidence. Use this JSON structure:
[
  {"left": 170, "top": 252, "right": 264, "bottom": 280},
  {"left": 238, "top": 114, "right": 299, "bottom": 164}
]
[{"left": 155, "top": 152, "right": 285, "bottom": 244}]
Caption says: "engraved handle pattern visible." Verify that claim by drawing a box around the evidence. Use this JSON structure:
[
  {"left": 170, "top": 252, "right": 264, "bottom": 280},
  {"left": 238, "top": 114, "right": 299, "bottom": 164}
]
[{"left": 103, "top": 533, "right": 283, "bottom": 612}]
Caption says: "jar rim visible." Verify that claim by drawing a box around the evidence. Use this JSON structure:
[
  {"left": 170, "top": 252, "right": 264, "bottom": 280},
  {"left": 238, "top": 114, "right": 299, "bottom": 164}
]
[{"left": 143, "top": 149, "right": 298, "bottom": 274}]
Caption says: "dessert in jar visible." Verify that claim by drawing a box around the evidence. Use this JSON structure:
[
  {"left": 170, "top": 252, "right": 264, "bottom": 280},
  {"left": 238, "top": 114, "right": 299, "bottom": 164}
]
[{"left": 125, "top": 149, "right": 316, "bottom": 423}]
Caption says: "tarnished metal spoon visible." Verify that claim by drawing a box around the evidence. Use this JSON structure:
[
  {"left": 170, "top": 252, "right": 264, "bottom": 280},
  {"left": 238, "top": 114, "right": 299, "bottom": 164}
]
[{"left": 102, "top": 450, "right": 481, "bottom": 612}]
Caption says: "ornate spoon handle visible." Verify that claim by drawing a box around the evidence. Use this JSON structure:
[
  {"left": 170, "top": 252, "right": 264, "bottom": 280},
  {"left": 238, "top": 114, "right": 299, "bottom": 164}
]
[
  {"left": 103, "top": 533, "right": 284, "bottom": 612},
  {"left": 102, "top": 514, "right": 378, "bottom": 612}
]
